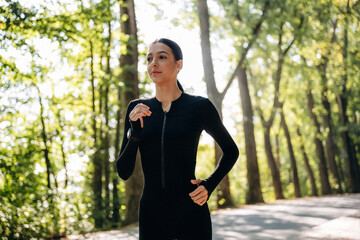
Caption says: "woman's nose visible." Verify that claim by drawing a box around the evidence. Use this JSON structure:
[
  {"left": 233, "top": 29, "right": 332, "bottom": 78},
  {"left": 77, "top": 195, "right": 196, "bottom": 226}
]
[{"left": 151, "top": 58, "right": 158, "bottom": 67}]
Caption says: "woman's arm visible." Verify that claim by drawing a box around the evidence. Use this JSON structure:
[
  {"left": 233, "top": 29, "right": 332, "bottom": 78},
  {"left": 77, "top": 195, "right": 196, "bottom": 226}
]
[
  {"left": 115, "top": 101, "right": 142, "bottom": 180},
  {"left": 199, "top": 99, "right": 239, "bottom": 198}
]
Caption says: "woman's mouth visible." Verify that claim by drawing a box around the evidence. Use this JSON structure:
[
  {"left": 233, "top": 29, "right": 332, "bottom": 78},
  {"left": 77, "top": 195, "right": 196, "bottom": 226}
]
[{"left": 152, "top": 71, "right": 161, "bottom": 75}]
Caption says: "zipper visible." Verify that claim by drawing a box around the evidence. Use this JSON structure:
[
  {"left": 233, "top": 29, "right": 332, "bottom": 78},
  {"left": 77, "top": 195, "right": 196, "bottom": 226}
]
[{"left": 161, "top": 111, "right": 167, "bottom": 188}]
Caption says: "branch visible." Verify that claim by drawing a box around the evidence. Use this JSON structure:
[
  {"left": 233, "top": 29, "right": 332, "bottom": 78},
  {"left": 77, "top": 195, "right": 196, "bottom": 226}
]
[
  {"left": 220, "top": 0, "right": 270, "bottom": 100},
  {"left": 283, "top": 37, "right": 296, "bottom": 56},
  {"left": 317, "top": 18, "right": 338, "bottom": 71},
  {"left": 330, "top": 18, "right": 338, "bottom": 44},
  {"left": 247, "top": 62, "right": 266, "bottom": 126},
  {"left": 267, "top": 14, "right": 304, "bottom": 126},
  {"left": 232, "top": 0, "right": 242, "bottom": 22},
  {"left": 283, "top": 16, "right": 304, "bottom": 56}
]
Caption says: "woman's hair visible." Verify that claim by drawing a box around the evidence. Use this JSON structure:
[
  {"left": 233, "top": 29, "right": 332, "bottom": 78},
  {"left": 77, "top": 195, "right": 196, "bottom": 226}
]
[
  {"left": 151, "top": 38, "right": 184, "bottom": 92},
  {"left": 152, "top": 38, "right": 183, "bottom": 61}
]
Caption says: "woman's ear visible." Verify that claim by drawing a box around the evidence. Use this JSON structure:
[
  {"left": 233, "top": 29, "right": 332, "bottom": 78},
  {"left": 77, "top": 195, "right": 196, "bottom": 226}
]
[{"left": 176, "top": 60, "right": 183, "bottom": 72}]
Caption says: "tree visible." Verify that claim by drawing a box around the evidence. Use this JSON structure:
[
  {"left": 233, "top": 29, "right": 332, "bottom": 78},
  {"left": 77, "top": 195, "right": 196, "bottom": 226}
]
[
  {"left": 279, "top": 102, "right": 301, "bottom": 198},
  {"left": 237, "top": 65, "right": 264, "bottom": 204},
  {"left": 316, "top": 17, "right": 343, "bottom": 193},
  {"left": 197, "top": 0, "right": 235, "bottom": 208},
  {"left": 296, "top": 126, "right": 318, "bottom": 196},
  {"left": 255, "top": 24, "right": 297, "bottom": 199},
  {"left": 118, "top": 0, "right": 143, "bottom": 225},
  {"left": 198, "top": 0, "right": 271, "bottom": 205},
  {"left": 34, "top": 81, "right": 58, "bottom": 190},
  {"left": 197, "top": 0, "right": 272, "bottom": 206},
  {"left": 305, "top": 88, "right": 332, "bottom": 195},
  {"left": 232, "top": 0, "right": 270, "bottom": 204},
  {"left": 336, "top": 0, "right": 360, "bottom": 193}
]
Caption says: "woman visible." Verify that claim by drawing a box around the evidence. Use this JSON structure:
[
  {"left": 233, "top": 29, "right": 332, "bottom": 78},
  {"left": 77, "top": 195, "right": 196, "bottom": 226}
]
[{"left": 116, "top": 38, "right": 239, "bottom": 239}]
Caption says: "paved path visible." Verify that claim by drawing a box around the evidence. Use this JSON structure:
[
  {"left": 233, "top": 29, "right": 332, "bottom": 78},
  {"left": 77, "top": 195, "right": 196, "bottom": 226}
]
[{"left": 67, "top": 194, "right": 360, "bottom": 240}]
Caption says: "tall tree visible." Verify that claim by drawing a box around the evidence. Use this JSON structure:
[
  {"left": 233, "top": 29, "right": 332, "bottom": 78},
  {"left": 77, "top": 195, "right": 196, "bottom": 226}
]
[
  {"left": 255, "top": 19, "right": 300, "bottom": 199},
  {"left": 197, "top": 0, "right": 235, "bottom": 208},
  {"left": 336, "top": 0, "right": 360, "bottom": 193},
  {"left": 279, "top": 102, "right": 301, "bottom": 198},
  {"left": 316, "top": 19, "right": 343, "bottom": 193},
  {"left": 102, "top": 19, "right": 112, "bottom": 222},
  {"left": 198, "top": 0, "right": 270, "bottom": 205},
  {"left": 305, "top": 88, "right": 332, "bottom": 195},
  {"left": 113, "top": 76, "right": 122, "bottom": 225},
  {"left": 34, "top": 82, "right": 57, "bottom": 190},
  {"left": 89, "top": 39, "right": 104, "bottom": 228},
  {"left": 119, "top": 0, "right": 143, "bottom": 225},
  {"left": 234, "top": 0, "right": 270, "bottom": 204},
  {"left": 296, "top": 126, "right": 318, "bottom": 196},
  {"left": 237, "top": 65, "right": 264, "bottom": 203},
  {"left": 197, "top": 0, "right": 270, "bottom": 206},
  {"left": 296, "top": 0, "right": 335, "bottom": 196}
]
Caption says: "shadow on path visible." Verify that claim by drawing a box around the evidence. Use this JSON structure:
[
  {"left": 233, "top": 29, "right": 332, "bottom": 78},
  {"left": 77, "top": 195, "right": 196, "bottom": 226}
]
[{"left": 212, "top": 194, "right": 360, "bottom": 240}]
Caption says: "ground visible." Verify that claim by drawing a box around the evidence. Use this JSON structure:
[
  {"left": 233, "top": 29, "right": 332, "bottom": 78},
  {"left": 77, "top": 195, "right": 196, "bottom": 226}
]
[{"left": 66, "top": 193, "right": 360, "bottom": 240}]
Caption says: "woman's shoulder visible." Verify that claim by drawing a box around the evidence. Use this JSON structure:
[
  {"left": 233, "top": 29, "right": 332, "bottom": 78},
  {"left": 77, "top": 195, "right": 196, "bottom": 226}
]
[
  {"left": 182, "top": 93, "right": 216, "bottom": 111},
  {"left": 128, "top": 97, "right": 155, "bottom": 107},
  {"left": 182, "top": 93, "right": 210, "bottom": 105},
  {"left": 182, "top": 94, "right": 219, "bottom": 125}
]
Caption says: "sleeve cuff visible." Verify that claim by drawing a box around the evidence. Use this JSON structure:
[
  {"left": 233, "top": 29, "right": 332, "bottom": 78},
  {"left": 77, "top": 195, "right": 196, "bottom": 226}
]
[
  {"left": 200, "top": 180, "right": 214, "bottom": 200},
  {"left": 129, "top": 119, "right": 142, "bottom": 138}
]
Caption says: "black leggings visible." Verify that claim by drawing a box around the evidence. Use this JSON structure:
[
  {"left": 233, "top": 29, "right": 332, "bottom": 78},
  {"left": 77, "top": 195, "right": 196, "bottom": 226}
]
[{"left": 139, "top": 194, "right": 212, "bottom": 240}]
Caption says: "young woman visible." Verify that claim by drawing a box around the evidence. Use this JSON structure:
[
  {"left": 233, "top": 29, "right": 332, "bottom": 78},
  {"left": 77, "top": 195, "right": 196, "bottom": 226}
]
[{"left": 116, "top": 38, "right": 239, "bottom": 239}]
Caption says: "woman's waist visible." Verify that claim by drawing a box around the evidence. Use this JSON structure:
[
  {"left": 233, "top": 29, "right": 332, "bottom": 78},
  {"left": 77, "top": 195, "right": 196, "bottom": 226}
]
[{"left": 142, "top": 181, "right": 197, "bottom": 196}]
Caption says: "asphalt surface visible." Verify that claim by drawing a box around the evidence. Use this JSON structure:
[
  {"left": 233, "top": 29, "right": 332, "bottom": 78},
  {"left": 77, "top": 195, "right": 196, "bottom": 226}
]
[{"left": 67, "top": 193, "right": 360, "bottom": 240}]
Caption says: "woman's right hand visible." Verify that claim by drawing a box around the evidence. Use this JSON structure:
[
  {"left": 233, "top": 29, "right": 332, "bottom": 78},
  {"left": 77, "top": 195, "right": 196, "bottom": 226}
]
[{"left": 129, "top": 103, "right": 152, "bottom": 128}]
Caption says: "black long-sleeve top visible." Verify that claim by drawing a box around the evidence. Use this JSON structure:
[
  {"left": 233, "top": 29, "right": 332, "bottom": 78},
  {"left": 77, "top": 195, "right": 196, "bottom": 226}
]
[{"left": 116, "top": 93, "right": 239, "bottom": 199}]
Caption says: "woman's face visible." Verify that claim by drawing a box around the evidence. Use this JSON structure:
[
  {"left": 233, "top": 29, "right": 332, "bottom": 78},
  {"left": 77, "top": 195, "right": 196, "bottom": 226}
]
[{"left": 146, "top": 42, "right": 182, "bottom": 84}]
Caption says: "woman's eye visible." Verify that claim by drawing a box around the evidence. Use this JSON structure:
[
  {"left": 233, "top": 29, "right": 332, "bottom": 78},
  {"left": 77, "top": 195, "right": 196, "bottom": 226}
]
[
  {"left": 147, "top": 57, "right": 152, "bottom": 62},
  {"left": 160, "top": 55, "right": 166, "bottom": 59}
]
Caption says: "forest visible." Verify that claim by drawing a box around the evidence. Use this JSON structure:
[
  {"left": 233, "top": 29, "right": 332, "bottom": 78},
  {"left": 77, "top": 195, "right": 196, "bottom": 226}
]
[{"left": 1, "top": 0, "right": 359, "bottom": 238}]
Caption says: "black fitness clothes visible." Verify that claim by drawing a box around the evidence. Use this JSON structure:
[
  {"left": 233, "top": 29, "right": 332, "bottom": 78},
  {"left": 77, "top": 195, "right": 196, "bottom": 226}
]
[{"left": 116, "top": 93, "right": 239, "bottom": 240}]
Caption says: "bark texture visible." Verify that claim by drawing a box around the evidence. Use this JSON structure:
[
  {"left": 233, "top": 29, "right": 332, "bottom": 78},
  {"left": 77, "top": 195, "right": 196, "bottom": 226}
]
[
  {"left": 306, "top": 90, "right": 332, "bottom": 195},
  {"left": 119, "top": 0, "right": 143, "bottom": 225}
]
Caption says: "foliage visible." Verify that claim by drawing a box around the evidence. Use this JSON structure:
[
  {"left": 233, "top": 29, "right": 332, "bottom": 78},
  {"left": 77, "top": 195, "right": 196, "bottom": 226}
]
[{"left": 1, "top": 0, "right": 359, "bottom": 238}]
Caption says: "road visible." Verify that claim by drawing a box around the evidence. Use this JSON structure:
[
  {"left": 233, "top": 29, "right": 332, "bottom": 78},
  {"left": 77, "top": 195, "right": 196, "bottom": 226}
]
[{"left": 67, "top": 194, "right": 360, "bottom": 240}]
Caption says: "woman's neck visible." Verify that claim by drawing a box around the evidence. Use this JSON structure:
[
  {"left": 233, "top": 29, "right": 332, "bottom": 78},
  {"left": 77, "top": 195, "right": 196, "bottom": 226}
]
[{"left": 155, "top": 83, "right": 182, "bottom": 104}]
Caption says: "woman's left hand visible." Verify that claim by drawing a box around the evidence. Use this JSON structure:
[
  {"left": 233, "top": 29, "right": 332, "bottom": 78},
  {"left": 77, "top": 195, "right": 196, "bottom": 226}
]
[{"left": 189, "top": 179, "right": 208, "bottom": 206}]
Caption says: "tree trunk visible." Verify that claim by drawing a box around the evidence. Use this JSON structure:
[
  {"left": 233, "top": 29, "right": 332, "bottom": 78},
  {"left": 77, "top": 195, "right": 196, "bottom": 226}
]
[
  {"left": 237, "top": 66, "right": 264, "bottom": 204},
  {"left": 60, "top": 133, "right": 68, "bottom": 189},
  {"left": 90, "top": 40, "right": 104, "bottom": 228},
  {"left": 56, "top": 109, "right": 68, "bottom": 189},
  {"left": 296, "top": 126, "right": 318, "bottom": 196},
  {"left": 50, "top": 83, "right": 69, "bottom": 190},
  {"left": 319, "top": 71, "right": 343, "bottom": 193},
  {"left": 35, "top": 84, "right": 55, "bottom": 190},
  {"left": 113, "top": 83, "right": 122, "bottom": 226},
  {"left": 335, "top": 138, "right": 348, "bottom": 193},
  {"left": 338, "top": 95, "right": 360, "bottom": 193},
  {"left": 119, "top": 0, "right": 143, "bottom": 225},
  {"left": 197, "top": 0, "right": 234, "bottom": 208},
  {"left": 103, "top": 20, "right": 112, "bottom": 221},
  {"left": 256, "top": 23, "right": 297, "bottom": 200},
  {"left": 280, "top": 106, "right": 301, "bottom": 198},
  {"left": 197, "top": 0, "right": 270, "bottom": 206},
  {"left": 274, "top": 132, "right": 281, "bottom": 172},
  {"left": 317, "top": 19, "right": 343, "bottom": 193},
  {"left": 264, "top": 126, "right": 284, "bottom": 199},
  {"left": 337, "top": 0, "right": 360, "bottom": 193},
  {"left": 306, "top": 90, "right": 332, "bottom": 195}
]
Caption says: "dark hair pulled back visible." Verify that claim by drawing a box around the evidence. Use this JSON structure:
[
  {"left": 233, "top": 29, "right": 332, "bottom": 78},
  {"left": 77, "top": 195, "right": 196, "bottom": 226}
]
[{"left": 151, "top": 38, "right": 184, "bottom": 92}]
